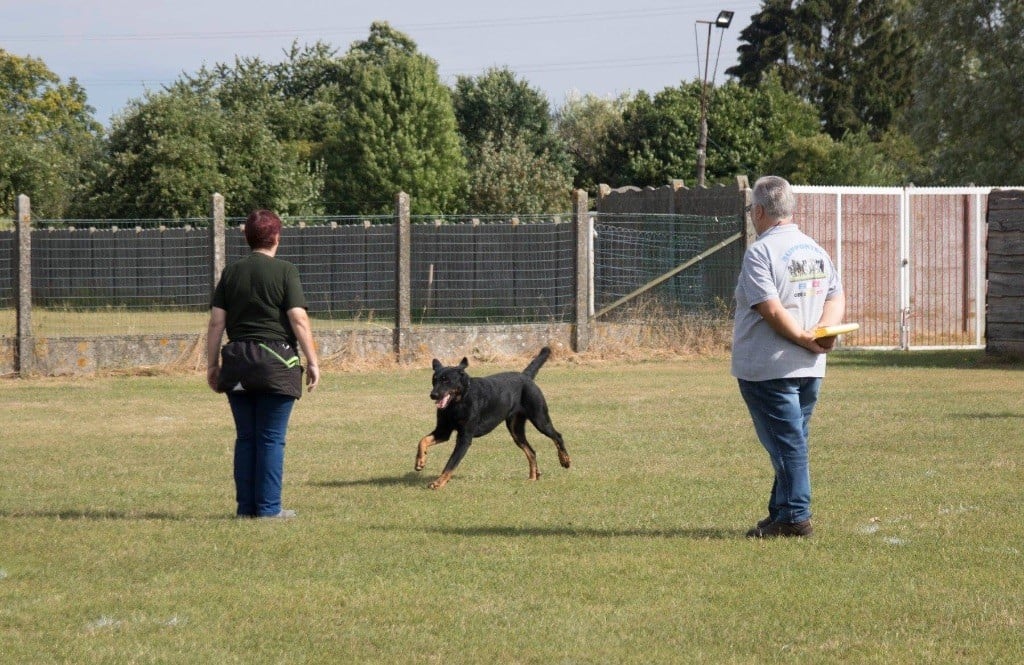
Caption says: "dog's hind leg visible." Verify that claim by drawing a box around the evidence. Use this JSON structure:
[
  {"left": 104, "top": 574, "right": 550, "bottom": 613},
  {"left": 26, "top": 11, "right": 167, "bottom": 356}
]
[
  {"left": 507, "top": 415, "right": 540, "bottom": 480},
  {"left": 530, "top": 411, "right": 571, "bottom": 469},
  {"left": 523, "top": 385, "right": 571, "bottom": 470}
]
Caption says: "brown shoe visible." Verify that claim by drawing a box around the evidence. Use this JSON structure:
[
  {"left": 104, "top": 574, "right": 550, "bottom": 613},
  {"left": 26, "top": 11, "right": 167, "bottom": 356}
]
[{"left": 746, "top": 519, "right": 813, "bottom": 539}]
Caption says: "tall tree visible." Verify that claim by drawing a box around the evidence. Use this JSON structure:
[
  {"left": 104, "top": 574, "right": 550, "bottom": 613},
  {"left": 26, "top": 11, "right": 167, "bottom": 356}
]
[
  {"left": 554, "top": 92, "right": 630, "bottom": 194},
  {"left": 607, "top": 77, "right": 820, "bottom": 187},
  {"left": 452, "top": 67, "right": 572, "bottom": 212},
  {"left": 702, "top": 76, "right": 823, "bottom": 180},
  {"left": 908, "top": 0, "right": 1024, "bottom": 184},
  {"left": 727, "top": 0, "right": 917, "bottom": 140},
  {"left": 465, "top": 134, "right": 573, "bottom": 214},
  {"left": 82, "top": 85, "right": 321, "bottom": 219},
  {"left": 453, "top": 67, "right": 560, "bottom": 155},
  {"left": 0, "top": 49, "right": 102, "bottom": 218},
  {"left": 766, "top": 127, "right": 927, "bottom": 185},
  {"left": 610, "top": 84, "right": 703, "bottom": 187},
  {"left": 188, "top": 41, "right": 346, "bottom": 148},
  {"left": 728, "top": 0, "right": 797, "bottom": 90},
  {"left": 322, "top": 22, "right": 467, "bottom": 215}
]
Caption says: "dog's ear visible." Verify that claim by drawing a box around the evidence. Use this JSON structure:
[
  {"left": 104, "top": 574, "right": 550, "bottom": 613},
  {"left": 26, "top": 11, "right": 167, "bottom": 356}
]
[
  {"left": 432, "top": 359, "right": 442, "bottom": 371},
  {"left": 459, "top": 357, "right": 469, "bottom": 369}
]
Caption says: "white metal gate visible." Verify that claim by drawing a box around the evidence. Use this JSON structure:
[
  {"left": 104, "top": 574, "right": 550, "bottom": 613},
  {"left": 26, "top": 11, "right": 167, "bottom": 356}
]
[{"left": 793, "top": 186, "right": 989, "bottom": 350}]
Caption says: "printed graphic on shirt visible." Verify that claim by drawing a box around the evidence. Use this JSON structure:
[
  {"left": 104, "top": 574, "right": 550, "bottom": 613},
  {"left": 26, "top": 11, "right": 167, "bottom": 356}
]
[
  {"left": 787, "top": 257, "right": 827, "bottom": 282},
  {"left": 781, "top": 242, "right": 829, "bottom": 284}
]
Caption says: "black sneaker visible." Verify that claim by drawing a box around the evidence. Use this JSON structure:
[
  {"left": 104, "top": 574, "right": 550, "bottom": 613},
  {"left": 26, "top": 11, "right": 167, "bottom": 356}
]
[{"left": 746, "top": 519, "right": 813, "bottom": 538}]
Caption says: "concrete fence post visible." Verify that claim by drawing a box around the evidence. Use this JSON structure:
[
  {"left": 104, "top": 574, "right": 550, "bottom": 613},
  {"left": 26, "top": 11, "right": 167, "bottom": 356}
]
[
  {"left": 736, "top": 175, "right": 755, "bottom": 248},
  {"left": 210, "top": 193, "right": 226, "bottom": 290},
  {"left": 15, "top": 194, "right": 33, "bottom": 377},
  {"left": 394, "top": 192, "right": 412, "bottom": 361},
  {"left": 573, "top": 189, "right": 591, "bottom": 352}
]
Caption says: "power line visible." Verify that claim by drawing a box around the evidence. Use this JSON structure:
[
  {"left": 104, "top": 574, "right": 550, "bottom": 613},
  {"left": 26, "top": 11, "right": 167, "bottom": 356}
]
[{"left": 0, "top": 4, "right": 739, "bottom": 43}]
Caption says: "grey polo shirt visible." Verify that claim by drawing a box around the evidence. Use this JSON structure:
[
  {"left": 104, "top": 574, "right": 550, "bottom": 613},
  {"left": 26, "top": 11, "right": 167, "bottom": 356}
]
[{"left": 731, "top": 224, "right": 842, "bottom": 381}]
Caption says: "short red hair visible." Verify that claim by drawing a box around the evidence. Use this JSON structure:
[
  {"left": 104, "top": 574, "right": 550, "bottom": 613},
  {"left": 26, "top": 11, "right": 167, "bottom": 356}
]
[{"left": 243, "top": 209, "right": 282, "bottom": 250}]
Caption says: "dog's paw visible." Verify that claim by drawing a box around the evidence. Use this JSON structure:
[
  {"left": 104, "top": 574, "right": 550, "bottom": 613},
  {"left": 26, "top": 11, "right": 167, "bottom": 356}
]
[
  {"left": 558, "top": 452, "right": 572, "bottom": 469},
  {"left": 427, "top": 473, "right": 451, "bottom": 490}
]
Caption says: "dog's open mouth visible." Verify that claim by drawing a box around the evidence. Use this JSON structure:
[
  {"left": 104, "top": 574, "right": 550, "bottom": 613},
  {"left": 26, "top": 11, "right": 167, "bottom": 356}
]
[{"left": 435, "top": 392, "right": 454, "bottom": 409}]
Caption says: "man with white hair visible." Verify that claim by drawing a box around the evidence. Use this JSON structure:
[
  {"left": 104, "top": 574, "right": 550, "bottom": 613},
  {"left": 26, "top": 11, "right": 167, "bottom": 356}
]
[{"left": 732, "top": 176, "right": 846, "bottom": 538}]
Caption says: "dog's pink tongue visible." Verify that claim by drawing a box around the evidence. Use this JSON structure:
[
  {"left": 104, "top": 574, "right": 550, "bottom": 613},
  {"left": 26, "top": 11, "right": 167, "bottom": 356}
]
[{"left": 436, "top": 394, "right": 451, "bottom": 409}]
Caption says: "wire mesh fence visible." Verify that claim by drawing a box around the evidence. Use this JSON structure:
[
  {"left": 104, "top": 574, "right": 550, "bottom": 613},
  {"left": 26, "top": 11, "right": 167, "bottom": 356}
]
[
  {"left": 227, "top": 216, "right": 397, "bottom": 327},
  {"left": 410, "top": 214, "right": 574, "bottom": 324},
  {"left": 2, "top": 189, "right": 992, "bottom": 351},
  {"left": 593, "top": 213, "right": 745, "bottom": 320},
  {"left": 0, "top": 231, "right": 13, "bottom": 337},
  {"left": 28, "top": 220, "right": 211, "bottom": 337}
]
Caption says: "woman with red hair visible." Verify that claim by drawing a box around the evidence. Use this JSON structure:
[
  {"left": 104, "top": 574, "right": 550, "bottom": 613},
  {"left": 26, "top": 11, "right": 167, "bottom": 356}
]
[{"left": 206, "top": 209, "right": 320, "bottom": 519}]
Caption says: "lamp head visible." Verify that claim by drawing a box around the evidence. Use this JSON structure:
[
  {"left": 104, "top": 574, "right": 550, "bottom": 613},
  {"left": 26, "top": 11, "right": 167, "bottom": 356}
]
[{"left": 715, "top": 10, "right": 734, "bottom": 28}]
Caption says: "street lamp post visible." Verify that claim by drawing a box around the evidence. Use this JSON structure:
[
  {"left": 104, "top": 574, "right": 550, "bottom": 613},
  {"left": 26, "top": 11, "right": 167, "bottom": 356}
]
[{"left": 696, "top": 10, "right": 733, "bottom": 188}]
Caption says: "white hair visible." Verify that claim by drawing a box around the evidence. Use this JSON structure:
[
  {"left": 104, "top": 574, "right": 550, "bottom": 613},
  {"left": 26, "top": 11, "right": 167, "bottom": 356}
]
[{"left": 753, "top": 176, "right": 795, "bottom": 220}]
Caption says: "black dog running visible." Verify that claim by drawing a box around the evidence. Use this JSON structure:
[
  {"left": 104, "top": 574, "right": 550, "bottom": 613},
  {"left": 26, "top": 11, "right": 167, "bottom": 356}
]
[{"left": 415, "top": 347, "right": 571, "bottom": 489}]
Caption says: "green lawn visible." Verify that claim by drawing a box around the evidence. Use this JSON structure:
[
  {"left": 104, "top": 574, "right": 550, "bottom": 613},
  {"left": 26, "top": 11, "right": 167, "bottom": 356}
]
[
  {"left": 0, "top": 308, "right": 390, "bottom": 337},
  {"left": 1, "top": 352, "right": 1021, "bottom": 663}
]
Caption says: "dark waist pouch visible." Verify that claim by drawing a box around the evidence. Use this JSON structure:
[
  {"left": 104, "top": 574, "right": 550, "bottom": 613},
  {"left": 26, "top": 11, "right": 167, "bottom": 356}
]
[{"left": 217, "top": 339, "right": 303, "bottom": 399}]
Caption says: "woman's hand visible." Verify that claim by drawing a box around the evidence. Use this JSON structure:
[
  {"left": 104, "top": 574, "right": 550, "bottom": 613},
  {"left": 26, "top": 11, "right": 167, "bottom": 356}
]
[
  {"left": 305, "top": 364, "right": 320, "bottom": 392},
  {"left": 206, "top": 365, "right": 221, "bottom": 392}
]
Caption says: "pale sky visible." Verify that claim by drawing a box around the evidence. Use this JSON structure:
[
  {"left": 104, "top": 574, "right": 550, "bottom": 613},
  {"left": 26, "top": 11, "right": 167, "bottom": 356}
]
[{"left": 4, "top": 0, "right": 763, "bottom": 127}]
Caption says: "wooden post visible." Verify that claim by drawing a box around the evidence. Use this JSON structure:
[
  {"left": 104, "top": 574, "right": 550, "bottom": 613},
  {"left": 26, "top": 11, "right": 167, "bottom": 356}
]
[
  {"left": 394, "top": 192, "right": 412, "bottom": 361},
  {"left": 573, "top": 189, "right": 591, "bottom": 352},
  {"left": 14, "top": 194, "right": 32, "bottom": 376}
]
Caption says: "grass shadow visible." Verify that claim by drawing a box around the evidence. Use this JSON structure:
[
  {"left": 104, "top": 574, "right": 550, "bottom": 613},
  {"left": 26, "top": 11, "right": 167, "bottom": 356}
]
[
  {"left": 308, "top": 473, "right": 426, "bottom": 489},
  {"left": 0, "top": 508, "right": 223, "bottom": 521},
  {"left": 831, "top": 349, "right": 1023, "bottom": 370},
  {"left": 416, "top": 525, "right": 743, "bottom": 540},
  {"left": 949, "top": 411, "right": 1023, "bottom": 420}
]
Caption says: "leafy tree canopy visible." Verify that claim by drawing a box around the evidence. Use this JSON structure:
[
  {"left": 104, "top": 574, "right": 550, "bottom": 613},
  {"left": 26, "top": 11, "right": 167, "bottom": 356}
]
[
  {"left": 82, "top": 85, "right": 322, "bottom": 219},
  {"left": 609, "top": 76, "right": 820, "bottom": 187},
  {"left": 728, "top": 0, "right": 917, "bottom": 140},
  {"left": 554, "top": 91, "right": 631, "bottom": 195},
  {"left": 453, "top": 67, "right": 556, "bottom": 154},
  {"left": 465, "top": 134, "right": 573, "bottom": 214},
  {"left": 0, "top": 49, "right": 102, "bottom": 218},
  {"left": 908, "top": 0, "right": 1024, "bottom": 184},
  {"left": 323, "top": 22, "right": 467, "bottom": 215}
]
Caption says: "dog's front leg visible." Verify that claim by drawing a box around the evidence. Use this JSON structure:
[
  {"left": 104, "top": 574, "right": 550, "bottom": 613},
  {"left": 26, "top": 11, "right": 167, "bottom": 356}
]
[
  {"left": 429, "top": 433, "right": 472, "bottom": 489},
  {"left": 415, "top": 434, "right": 436, "bottom": 472}
]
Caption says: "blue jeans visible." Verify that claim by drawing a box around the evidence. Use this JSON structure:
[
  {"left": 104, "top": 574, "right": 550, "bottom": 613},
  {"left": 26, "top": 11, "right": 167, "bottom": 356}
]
[
  {"left": 738, "top": 377, "right": 822, "bottom": 524},
  {"left": 227, "top": 392, "right": 295, "bottom": 517}
]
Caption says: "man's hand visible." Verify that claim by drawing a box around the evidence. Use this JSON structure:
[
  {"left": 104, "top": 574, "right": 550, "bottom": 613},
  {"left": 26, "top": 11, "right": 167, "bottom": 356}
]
[{"left": 816, "top": 334, "right": 837, "bottom": 351}]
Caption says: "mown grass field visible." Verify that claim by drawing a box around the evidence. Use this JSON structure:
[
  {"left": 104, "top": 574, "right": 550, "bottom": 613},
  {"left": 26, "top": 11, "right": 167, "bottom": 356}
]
[{"left": 1, "top": 352, "right": 1021, "bottom": 663}]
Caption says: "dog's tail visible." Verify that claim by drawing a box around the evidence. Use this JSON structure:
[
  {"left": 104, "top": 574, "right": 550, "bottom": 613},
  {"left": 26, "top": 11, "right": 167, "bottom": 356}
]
[{"left": 521, "top": 347, "right": 551, "bottom": 379}]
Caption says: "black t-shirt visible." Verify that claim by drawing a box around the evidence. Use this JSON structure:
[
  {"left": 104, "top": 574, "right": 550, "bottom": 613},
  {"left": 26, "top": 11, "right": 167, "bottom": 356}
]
[{"left": 211, "top": 252, "right": 308, "bottom": 344}]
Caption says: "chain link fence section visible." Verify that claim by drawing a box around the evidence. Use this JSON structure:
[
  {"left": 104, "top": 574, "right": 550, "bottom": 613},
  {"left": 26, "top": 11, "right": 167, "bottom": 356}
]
[
  {"left": 226, "top": 216, "right": 397, "bottom": 327},
  {"left": 410, "top": 215, "right": 574, "bottom": 324},
  {"left": 592, "top": 213, "right": 744, "bottom": 320},
  {"left": 30, "top": 219, "right": 211, "bottom": 337},
  {"left": 0, "top": 230, "right": 13, "bottom": 337}
]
